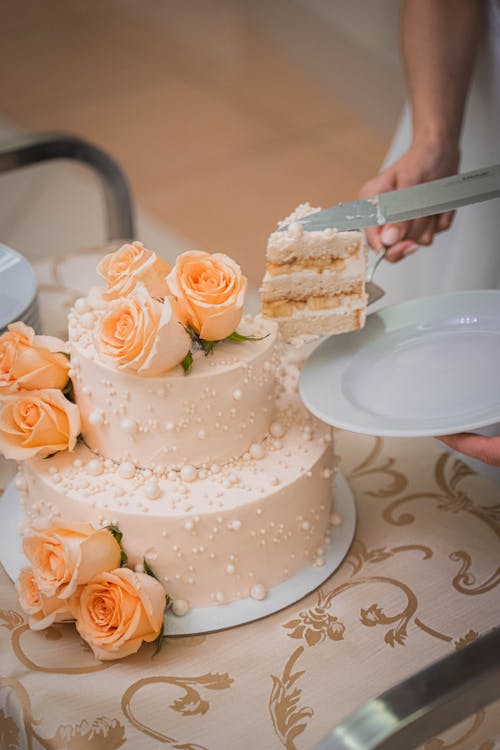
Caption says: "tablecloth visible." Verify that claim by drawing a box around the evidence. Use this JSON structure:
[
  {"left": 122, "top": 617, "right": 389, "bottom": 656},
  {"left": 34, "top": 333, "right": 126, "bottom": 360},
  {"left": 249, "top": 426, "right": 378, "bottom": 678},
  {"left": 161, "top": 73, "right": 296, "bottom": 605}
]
[{"left": 0, "top": 251, "right": 499, "bottom": 750}]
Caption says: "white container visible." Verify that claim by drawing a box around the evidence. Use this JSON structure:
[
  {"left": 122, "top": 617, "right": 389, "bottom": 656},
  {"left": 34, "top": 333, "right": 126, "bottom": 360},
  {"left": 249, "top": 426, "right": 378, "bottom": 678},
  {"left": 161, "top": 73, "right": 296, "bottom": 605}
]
[{"left": 0, "top": 243, "right": 40, "bottom": 333}]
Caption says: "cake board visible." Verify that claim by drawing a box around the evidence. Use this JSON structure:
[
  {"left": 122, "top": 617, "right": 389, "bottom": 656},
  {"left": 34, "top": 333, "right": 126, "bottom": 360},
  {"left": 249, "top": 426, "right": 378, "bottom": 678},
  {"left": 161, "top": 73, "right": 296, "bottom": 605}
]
[{"left": 0, "top": 472, "right": 356, "bottom": 636}]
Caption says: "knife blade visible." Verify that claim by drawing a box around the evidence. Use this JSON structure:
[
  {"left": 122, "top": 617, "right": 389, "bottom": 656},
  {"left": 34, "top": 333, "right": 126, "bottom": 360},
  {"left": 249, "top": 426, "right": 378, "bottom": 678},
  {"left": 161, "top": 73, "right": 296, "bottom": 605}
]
[{"left": 285, "top": 164, "right": 500, "bottom": 233}]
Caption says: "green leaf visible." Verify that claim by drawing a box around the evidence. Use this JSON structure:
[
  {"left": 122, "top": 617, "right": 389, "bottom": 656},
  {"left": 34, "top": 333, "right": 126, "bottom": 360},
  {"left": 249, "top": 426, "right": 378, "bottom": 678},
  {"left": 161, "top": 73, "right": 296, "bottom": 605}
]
[
  {"left": 120, "top": 549, "right": 128, "bottom": 567},
  {"left": 199, "top": 338, "right": 216, "bottom": 355},
  {"left": 152, "top": 619, "right": 165, "bottom": 658},
  {"left": 106, "top": 524, "right": 123, "bottom": 545},
  {"left": 58, "top": 351, "right": 71, "bottom": 360},
  {"left": 62, "top": 379, "right": 75, "bottom": 401},
  {"left": 143, "top": 557, "right": 158, "bottom": 580},
  {"left": 181, "top": 351, "right": 193, "bottom": 374},
  {"left": 226, "top": 331, "right": 270, "bottom": 343}
]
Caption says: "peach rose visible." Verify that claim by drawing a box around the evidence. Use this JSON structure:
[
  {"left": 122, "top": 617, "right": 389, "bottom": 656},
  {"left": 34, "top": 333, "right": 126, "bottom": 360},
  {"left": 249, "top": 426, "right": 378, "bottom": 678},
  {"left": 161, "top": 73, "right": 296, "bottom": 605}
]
[
  {"left": 15, "top": 566, "right": 72, "bottom": 630},
  {"left": 71, "top": 568, "right": 166, "bottom": 661},
  {"left": 166, "top": 251, "right": 247, "bottom": 340},
  {"left": 94, "top": 283, "right": 190, "bottom": 375},
  {"left": 0, "top": 388, "right": 80, "bottom": 460},
  {"left": 0, "top": 321, "right": 69, "bottom": 393},
  {"left": 97, "top": 241, "right": 171, "bottom": 300},
  {"left": 23, "top": 521, "right": 122, "bottom": 600}
]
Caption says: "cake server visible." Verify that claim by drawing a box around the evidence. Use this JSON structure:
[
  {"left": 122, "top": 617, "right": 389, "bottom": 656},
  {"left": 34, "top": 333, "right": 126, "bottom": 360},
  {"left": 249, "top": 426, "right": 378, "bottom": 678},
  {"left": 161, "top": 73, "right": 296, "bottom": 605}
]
[{"left": 288, "top": 164, "right": 500, "bottom": 233}]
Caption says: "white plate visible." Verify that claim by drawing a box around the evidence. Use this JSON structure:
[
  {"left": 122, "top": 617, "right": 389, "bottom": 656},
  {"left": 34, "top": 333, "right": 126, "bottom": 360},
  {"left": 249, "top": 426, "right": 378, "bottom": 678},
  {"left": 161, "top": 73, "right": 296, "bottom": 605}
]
[
  {"left": 0, "top": 243, "right": 38, "bottom": 331},
  {"left": 0, "top": 473, "right": 356, "bottom": 636},
  {"left": 300, "top": 290, "right": 500, "bottom": 437}
]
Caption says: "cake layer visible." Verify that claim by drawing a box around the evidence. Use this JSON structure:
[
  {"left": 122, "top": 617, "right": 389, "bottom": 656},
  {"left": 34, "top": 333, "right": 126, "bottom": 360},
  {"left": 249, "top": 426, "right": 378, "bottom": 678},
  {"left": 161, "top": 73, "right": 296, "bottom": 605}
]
[
  {"left": 19, "top": 380, "right": 335, "bottom": 611},
  {"left": 267, "top": 203, "right": 363, "bottom": 264},
  {"left": 68, "top": 308, "right": 279, "bottom": 470},
  {"left": 262, "top": 290, "right": 364, "bottom": 318},
  {"left": 275, "top": 306, "right": 366, "bottom": 341}
]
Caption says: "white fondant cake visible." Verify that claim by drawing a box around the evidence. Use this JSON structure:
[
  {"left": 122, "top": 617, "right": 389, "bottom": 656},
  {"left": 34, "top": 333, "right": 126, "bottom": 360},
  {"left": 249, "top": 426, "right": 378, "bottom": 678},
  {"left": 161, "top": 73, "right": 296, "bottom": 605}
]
[{"left": 3, "top": 243, "right": 336, "bottom": 632}]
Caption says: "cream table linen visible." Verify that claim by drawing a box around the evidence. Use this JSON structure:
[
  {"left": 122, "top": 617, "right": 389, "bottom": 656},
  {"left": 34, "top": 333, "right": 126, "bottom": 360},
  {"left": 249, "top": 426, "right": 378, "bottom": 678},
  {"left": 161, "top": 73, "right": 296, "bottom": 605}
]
[{"left": 0, "top": 251, "right": 499, "bottom": 750}]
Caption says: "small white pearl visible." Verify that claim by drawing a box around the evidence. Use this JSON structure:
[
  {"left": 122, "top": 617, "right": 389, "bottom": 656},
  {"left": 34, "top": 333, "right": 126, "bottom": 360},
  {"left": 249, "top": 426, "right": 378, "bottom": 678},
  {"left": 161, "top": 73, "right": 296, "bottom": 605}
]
[
  {"left": 172, "top": 599, "right": 190, "bottom": 616},
  {"left": 118, "top": 461, "right": 135, "bottom": 479},
  {"left": 184, "top": 519, "right": 194, "bottom": 531},
  {"left": 330, "top": 513, "right": 343, "bottom": 527},
  {"left": 269, "top": 421, "right": 286, "bottom": 438},
  {"left": 249, "top": 443, "right": 265, "bottom": 460},
  {"left": 87, "top": 459, "right": 103, "bottom": 476},
  {"left": 301, "top": 521, "right": 310, "bottom": 531},
  {"left": 197, "top": 429, "right": 206, "bottom": 439},
  {"left": 167, "top": 470, "right": 177, "bottom": 481},
  {"left": 250, "top": 583, "right": 267, "bottom": 601},
  {"left": 232, "top": 389, "right": 242, "bottom": 401},
  {"left": 225, "top": 563, "right": 235, "bottom": 575},
  {"left": 165, "top": 421, "right": 175, "bottom": 432},
  {"left": 14, "top": 474, "right": 27, "bottom": 492},
  {"left": 82, "top": 386, "right": 92, "bottom": 396},
  {"left": 145, "top": 481, "right": 161, "bottom": 500},
  {"left": 215, "top": 591, "right": 225, "bottom": 603},
  {"left": 120, "top": 418, "right": 136, "bottom": 434},
  {"left": 88, "top": 409, "right": 104, "bottom": 426},
  {"left": 74, "top": 297, "right": 89, "bottom": 313},
  {"left": 180, "top": 465, "right": 197, "bottom": 483},
  {"left": 134, "top": 563, "right": 145, "bottom": 573},
  {"left": 229, "top": 519, "right": 242, "bottom": 531}
]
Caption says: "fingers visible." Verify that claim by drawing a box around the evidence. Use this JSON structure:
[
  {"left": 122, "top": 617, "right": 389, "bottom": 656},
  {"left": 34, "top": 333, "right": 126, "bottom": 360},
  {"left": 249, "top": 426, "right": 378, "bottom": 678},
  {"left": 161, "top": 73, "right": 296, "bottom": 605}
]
[
  {"left": 384, "top": 240, "right": 419, "bottom": 262},
  {"left": 437, "top": 434, "right": 500, "bottom": 467},
  {"left": 436, "top": 210, "right": 455, "bottom": 232}
]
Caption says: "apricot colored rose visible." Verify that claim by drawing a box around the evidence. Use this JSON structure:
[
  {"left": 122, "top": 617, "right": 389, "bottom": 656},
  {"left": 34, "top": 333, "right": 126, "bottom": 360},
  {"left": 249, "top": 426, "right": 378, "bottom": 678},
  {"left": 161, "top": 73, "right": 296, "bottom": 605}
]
[
  {"left": 94, "top": 283, "right": 190, "bottom": 375},
  {"left": 0, "top": 388, "right": 80, "bottom": 460},
  {"left": 23, "top": 521, "right": 122, "bottom": 600},
  {"left": 71, "top": 568, "right": 166, "bottom": 661},
  {"left": 166, "top": 251, "right": 247, "bottom": 340},
  {"left": 0, "top": 321, "right": 69, "bottom": 393},
  {"left": 97, "top": 242, "right": 171, "bottom": 300},
  {"left": 15, "top": 566, "right": 72, "bottom": 630}
]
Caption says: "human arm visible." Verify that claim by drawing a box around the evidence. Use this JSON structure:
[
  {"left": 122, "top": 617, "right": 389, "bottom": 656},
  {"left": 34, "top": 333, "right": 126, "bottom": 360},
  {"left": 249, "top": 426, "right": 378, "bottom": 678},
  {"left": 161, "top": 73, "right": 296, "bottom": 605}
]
[
  {"left": 437, "top": 434, "right": 500, "bottom": 466},
  {"left": 360, "top": 0, "right": 485, "bottom": 260}
]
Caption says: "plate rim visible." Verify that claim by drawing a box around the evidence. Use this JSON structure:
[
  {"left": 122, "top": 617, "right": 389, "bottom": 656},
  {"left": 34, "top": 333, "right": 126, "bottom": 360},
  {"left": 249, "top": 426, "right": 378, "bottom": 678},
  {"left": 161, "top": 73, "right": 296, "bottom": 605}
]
[{"left": 300, "top": 289, "right": 500, "bottom": 438}]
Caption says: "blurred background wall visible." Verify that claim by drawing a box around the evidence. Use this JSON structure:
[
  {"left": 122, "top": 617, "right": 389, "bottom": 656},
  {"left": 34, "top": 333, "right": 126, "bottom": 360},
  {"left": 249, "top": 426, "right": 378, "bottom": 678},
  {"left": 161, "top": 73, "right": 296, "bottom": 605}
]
[{"left": 0, "top": 0, "right": 405, "bottom": 285}]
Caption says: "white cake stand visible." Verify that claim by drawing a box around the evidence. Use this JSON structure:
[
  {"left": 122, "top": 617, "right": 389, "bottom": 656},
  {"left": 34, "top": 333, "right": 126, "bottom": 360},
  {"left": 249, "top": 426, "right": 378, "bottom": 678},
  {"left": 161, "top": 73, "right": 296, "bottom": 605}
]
[{"left": 0, "top": 472, "right": 356, "bottom": 636}]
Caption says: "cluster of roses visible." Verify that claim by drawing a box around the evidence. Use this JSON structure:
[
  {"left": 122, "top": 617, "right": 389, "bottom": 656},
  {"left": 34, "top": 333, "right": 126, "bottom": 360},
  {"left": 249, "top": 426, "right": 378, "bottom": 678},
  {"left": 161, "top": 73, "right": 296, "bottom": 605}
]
[
  {"left": 16, "top": 520, "right": 167, "bottom": 660},
  {"left": 0, "top": 321, "right": 80, "bottom": 460},
  {"left": 94, "top": 242, "right": 248, "bottom": 376}
]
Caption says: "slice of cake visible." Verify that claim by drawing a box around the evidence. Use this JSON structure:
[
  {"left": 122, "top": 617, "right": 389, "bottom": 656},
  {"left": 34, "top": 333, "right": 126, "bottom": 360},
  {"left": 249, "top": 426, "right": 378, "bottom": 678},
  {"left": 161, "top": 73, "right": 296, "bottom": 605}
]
[{"left": 261, "top": 203, "right": 368, "bottom": 342}]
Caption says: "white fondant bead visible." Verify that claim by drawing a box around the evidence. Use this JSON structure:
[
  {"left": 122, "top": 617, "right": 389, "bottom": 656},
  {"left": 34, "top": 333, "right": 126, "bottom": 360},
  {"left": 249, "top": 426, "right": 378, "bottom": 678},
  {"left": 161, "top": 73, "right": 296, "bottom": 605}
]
[
  {"left": 14, "top": 474, "right": 27, "bottom": 492},
  {"left": 180, "top": 465, "right": 197, "bottom": 483},
  {"left": 118, "top": 461, "right": 135, "bottom": 479},
  {"left": 232, "top": 389, "right": 242, "bottom": 401},
  {"left": 172, "top": 599, "right": 190, "bottom": 616},
  {"left": 184, "top": 519, "right": 194, "bottom": 531},
  {"left": 89, "top": 409, "right": 104, "bottom": 426},
  {"left": 270, "top": 421, "right": 286, "bottom": 438},
  {"left": 250, "top": 583, "right": 267, "bottom": 601},
  {"left": 145, "top": 481, "right": 161, "bottom": 500},
  {"left": 120, "top": 418, "right": 137, "bottom": 434},
  {"left": 249, "top": 443, "right": 265, "bottom": 460},
  {"left": 225, "top": 563, "right": 235, "bottom": 574},
  {"left": 87, "top": 459, "right": 103, "bottom": 476}
]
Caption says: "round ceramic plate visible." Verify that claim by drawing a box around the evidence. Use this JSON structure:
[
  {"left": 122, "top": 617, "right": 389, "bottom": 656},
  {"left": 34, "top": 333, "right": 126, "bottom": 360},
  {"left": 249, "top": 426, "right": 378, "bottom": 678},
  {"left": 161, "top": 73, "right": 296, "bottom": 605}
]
[
  {"left": 0, "top": 243, "right": 38, "bottom": 331},
  {"left": 300, "top": 290, "right": 500, "bottom": 438},
  {"left": 0, "top": 472, "right": 356, "bottom": 636}
]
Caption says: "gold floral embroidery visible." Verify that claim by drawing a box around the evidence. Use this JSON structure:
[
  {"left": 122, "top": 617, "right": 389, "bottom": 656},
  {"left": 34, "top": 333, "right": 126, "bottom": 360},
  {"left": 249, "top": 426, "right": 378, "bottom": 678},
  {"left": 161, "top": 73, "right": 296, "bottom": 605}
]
[
  {"left": 450, "top": 551, "right": 500, "bottom": 596},
  {"left": 283, "top": 607, "right": 345, "bottom": 646},
  {"left": 269, "top": 647, "right": 313, "bottom": 750},
  {"left": 0, "top": 678, "right": 126, "bottom": 749},
  {"left": 121, "top": 672, "right": 233, "bottom": 747},
  {"left": 347, "top": 435, "right": 408, "bottom": 498},
  {"left": 453, "top": 629, "right": 479, "bottom": 650},
  {"left": 345, "top": 539, "right": 432, "bottom": 577},
  {"left": 0, "top": 709, "right": 21, "bottom": 750},
  {"left": 424, "top": 709, "right": 487, "bottom": 749},
  {"left": 0, "top": 609, "right": 24, "bottom": 631}
]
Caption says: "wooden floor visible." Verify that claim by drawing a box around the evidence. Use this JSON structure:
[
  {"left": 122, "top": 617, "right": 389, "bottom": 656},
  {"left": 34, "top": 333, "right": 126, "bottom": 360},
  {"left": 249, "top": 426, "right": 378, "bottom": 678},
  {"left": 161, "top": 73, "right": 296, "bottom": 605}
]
[{"left": 0, "top": 0, "right": 401, "bottom": 283}]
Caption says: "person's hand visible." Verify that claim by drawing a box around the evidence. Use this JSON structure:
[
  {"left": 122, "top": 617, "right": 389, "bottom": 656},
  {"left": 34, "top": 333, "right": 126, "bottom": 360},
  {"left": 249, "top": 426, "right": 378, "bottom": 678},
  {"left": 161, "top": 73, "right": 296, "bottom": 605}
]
[
  {"left": 359, "top": 139, "right": 460, "bottom": 261},
  {"left": 437, "top": 434, "right": 500, "bottom": 467}
]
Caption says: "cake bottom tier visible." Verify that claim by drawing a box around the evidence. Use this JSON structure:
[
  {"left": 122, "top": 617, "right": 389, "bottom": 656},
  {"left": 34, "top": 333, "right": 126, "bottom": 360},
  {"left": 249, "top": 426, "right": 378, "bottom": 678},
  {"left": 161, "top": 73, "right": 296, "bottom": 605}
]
[{"left": 19, "top": 413, "right": 335, "bottom": 614}]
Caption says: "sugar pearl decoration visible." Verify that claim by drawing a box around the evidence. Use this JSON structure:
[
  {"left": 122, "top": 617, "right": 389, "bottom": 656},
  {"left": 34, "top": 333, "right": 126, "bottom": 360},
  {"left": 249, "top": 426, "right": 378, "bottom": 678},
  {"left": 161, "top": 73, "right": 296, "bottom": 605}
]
[
  {"left": 165, "top": 421, "right": 175, "bottom": 432},
  {"left": 232, "top": 389, "right": 242, "bottom": 401},
  {"left": 180, "top": 465, "right": 197, "bottom": 483},
  {"left": 249, "top": 443, "right": 265, "bottom": 460},
  {"left": 215, "top": 591, "right": 225, "bottom": 603},
  {"left": 269, "top": 421, "right": 286, "bottom": 438},
  {"left": 145, "top": 481, "right": 161, "bottom": 500},
  {"left": 14, "top": 474, "right": 27, "bottom": 492},
  {"left": 172, "top": 599, "right": 190, "bottom": 617},
  {"left": 74, "top": 297, "right": 89, "bottom": 313},
  {"left": 118, "top": 461, "right": 135, "bottom": 479},
  {"left": 87, "top": 459, "right": 103, "bottom": 476},
  {"left": 330, "top": 513, "right": 343, "bottom": 527},
  {"left": 89, "top": 409, "right": 104, "bottom": 426},
  {"left": 184, "top": 519, "right": 194, "bottom": 531},
  {"left": 225, "top": 563, "right": 235, "bottom": 575},
  {"left": 120, "top": 418, "right": 137, "bottom": 434},
  {"left": 197, "top": 429, "right": 206, "bottom": 439},
  {"left": 250, "top": 583, "right": 267, "bottom": 601}
]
